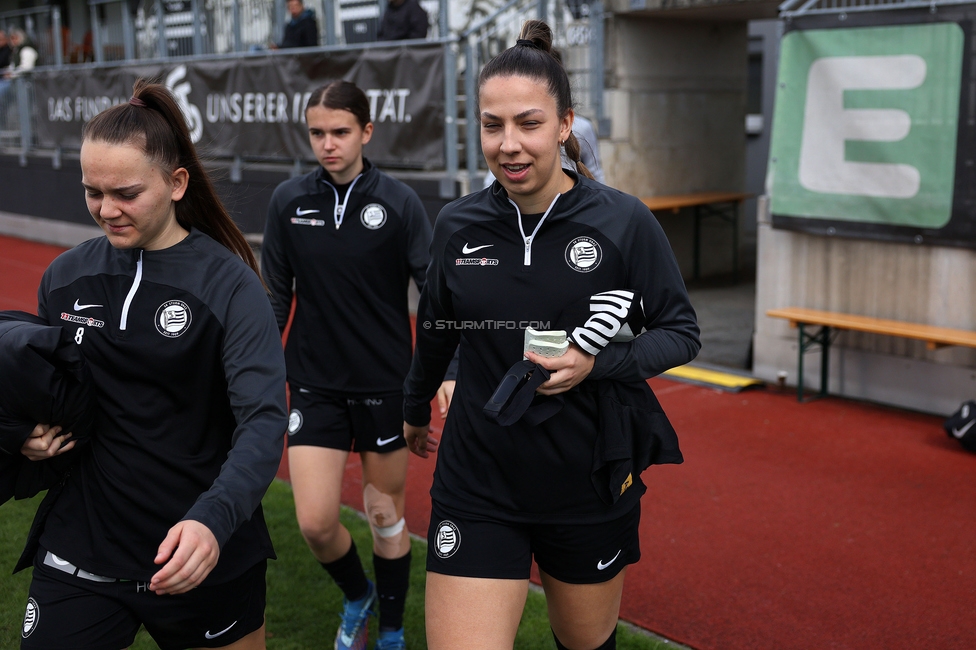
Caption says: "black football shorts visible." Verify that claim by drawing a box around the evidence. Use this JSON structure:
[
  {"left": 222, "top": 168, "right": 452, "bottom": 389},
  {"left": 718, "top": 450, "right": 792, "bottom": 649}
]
[
  {"left": 426, "top": 499, "right": 641, "bottom": 584},
  {"left": 286, "top": 386, "right": 406, "bottom": 453},
  {"left": 23, "top": 550, "right": 266, "bottom": 649}
]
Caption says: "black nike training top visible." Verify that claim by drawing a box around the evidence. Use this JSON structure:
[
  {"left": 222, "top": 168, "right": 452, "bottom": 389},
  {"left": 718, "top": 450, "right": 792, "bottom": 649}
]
[
  {"left": 35, "top": 229, "right": 288, "bottom": 584},
  {"left": 403, "top": 173, "right": 700, "bottom": 523},
  {"left": 261, "top": 158, "right": 432, "bottom": 394}
]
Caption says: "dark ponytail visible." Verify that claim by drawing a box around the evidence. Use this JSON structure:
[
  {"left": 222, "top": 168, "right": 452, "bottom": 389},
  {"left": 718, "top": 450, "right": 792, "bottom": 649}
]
[
  {"left": 563, "top": 133, "right": 593, "bottom": 181},
  {"left": 82, "top": 79, "right": 262, "bottom": 278},
  {"left": 479, "top": 20, "right": 596, "bottom": 181}
]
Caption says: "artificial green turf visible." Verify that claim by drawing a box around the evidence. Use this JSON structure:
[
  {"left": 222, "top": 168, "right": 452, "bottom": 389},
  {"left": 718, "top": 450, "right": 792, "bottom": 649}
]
[{"left": 1, "top": 481, "right": 675, "bottom": 649}]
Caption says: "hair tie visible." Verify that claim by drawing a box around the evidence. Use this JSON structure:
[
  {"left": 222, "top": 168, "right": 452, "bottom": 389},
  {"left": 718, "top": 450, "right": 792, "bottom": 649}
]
[
  {"left": 129, "top": 96, "right": 147, "bottom": 107},
  {"left": 516, "top": 39, "right": 537, "bottom": 49}
]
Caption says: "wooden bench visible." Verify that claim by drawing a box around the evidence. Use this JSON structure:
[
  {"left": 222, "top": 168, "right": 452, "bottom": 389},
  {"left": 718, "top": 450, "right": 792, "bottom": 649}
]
[
  {"left": 641, "top": 191, "right": 750, "bottom": 281},
  {"left": 766, "top": 307, "right": 976, "bottom": 401}
]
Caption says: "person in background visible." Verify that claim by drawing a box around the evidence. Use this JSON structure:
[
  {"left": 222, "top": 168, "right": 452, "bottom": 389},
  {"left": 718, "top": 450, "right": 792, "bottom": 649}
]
[
  {"left": 1, "top": 27, "right": 36, "bottom": 116},
  {"left": 262, "top": 81, "right": 431, "bottom": 650},
  {"left": 377, "top": 0, "right": 428, "bottom": 41},
  {"left": 0, "top": 30, "right": 12, "bottom": 118},
  {"left": 0, "top": 31, "right": 12, "bottom": 71},
  {"left": 276, "top": 0, "right": 319, "bottom": 48},
  {"left": 7, "top": 29, "right": 37, "bottom": 75}
]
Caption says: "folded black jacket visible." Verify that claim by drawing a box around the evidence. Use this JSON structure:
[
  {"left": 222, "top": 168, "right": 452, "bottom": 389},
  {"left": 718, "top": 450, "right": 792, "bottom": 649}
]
[
  {"left": 588, "top": 379, "right": 682, "bottom": 505},
  {"left": 0, "top": 310, "right": 95, "bottom": 505}
]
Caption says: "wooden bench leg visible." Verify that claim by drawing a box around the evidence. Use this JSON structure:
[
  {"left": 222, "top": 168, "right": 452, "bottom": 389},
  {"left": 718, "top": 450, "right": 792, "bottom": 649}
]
[
  {"left": 797, "top": 324, "right": 831, "bottom": 402},
  {"left": 797, "top": 323, "right": 805, "bottom": 401},
  {"left": 819, "top": 326, "right": 830, "bottom": 399}
]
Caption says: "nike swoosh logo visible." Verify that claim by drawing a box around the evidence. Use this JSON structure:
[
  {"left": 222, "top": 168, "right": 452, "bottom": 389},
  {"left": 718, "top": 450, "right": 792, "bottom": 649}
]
[
  {"left": 73, "top": 300, "right": 103, "bottom": 311},
  {"left": 204, "top": 621, "right": 237, "bottom": 640},
  {"left": 597, "top": 549, "right": 622, "bottom": 570},
  {"left": 376, "top": 435, "right": 400, "bottom": 446},
  {"left": 296, "top": 207, "right": 321, "bottom": 216},
  {"left": 462, "top": 243, "right": 493, "bottom": 254},
  {"left": 952, "top": 419, "right": 975, "bottom": 439}
]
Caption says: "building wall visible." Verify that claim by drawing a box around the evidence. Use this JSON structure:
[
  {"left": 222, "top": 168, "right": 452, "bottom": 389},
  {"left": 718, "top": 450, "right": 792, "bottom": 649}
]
[
  {"left": 600, "top": 15, "right": 747, "bottom": 278},
  {"left": 753, "top": 197, "right": 976, "bottom": 415},
  {"left": 603, "top": 15, "right": 747, "bottom": 196}
]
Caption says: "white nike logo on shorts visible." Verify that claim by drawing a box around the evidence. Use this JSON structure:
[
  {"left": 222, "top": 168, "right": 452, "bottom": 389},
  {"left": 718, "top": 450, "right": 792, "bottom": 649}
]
[
  {"left": 376, "top": 435, "right": 399, "bottom": 446},
  {"left": 952, "top": 419, "right": 975, "bottom": 439},
  {"left": 205, "top": 621, "right": 237, "bottom": 640},
  {"left": 597, "top": 550, "right": 622, "bottom": 570}
]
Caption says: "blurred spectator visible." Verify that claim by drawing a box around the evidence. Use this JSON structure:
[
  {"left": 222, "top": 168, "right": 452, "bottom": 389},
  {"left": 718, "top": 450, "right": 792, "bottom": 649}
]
[
  {"left": 0, "top": 28, "right": 32, "bottom": 130},
  {"left": 277, "top": 0, "right": 318, "bottom": 49},
  {"left": 0, "top": 31, "right": 11, "bottom": 70},
  {"left": 0, "top": 30, "right": 10, "bottom": 120},
  {"left": 377, "top": 0, "right": 428, "bottom": 41},
  {"left": 7, "top": 29, "right": 38, "bottom": 75}
]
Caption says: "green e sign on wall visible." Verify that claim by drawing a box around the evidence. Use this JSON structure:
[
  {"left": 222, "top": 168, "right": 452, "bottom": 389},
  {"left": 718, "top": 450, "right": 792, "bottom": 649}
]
[{"left": 769, "top": 22, "right": 964, "bottom": 233}]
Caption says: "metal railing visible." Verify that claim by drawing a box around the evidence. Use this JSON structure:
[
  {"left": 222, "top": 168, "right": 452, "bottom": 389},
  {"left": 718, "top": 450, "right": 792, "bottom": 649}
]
[
  {"left": 0, "top": 78, "right": 39, "bottom": 166},
  {"left": 0, "top": 6, "right": 60, "bottom": 65},
  {"left": 81, "top": 0, "right": 445, "bottom": 58},
  {"left": 1, "top": 0, "right": 604, "bottom": 191}
]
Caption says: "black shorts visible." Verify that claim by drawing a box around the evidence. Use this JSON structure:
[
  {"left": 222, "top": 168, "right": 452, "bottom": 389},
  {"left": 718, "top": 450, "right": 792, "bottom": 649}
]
[
  {"left": 286, "top": 386, "right": 406, "bottom": 453},
  {"left": 22, "top": 550, "right": 266, "bottom": 650},
  {"left": 426, "top": 500, "right": 641, "bottom": 585}
]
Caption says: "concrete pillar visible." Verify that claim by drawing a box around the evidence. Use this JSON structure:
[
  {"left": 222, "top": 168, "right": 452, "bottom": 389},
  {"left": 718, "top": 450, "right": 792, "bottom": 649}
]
[
  {"left": 600, "top": 15, "right": 747, "bottom": 278},
  {"left": 602, "top": 16, "right": 747, "bottom": 198}
]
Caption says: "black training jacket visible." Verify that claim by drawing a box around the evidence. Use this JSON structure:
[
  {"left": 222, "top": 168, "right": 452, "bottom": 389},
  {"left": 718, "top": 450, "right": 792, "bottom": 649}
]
[
  {"left": 403, "top": 173, "right": 701, "bottom": 524},
  {"left": 377, "top": 0, "right": 428, "bottom": 41},
  {"left": 0, "top": 311, "right": 96, "bottom": 505},
  {"left": 262, "top": 158, "right": 431, "bottom": 395},
  {"left": 34, "top": 229, "right": 288, "bottom": 584},
  {"left": 280, "top": 9, "right": 318, "bottom": 48}
]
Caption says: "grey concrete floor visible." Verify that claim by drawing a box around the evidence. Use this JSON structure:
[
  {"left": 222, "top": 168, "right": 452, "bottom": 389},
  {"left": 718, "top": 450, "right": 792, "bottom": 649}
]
[{"left": 685, "top": 278, "right": 756, "bottom": 370}]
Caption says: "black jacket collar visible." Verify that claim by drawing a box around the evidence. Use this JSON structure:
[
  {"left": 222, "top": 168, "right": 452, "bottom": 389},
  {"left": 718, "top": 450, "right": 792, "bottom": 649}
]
[
  {"left": 487, "top": 168, "right": 583, "bottom": 218},
  {"left": 315, "top": 157, "right": 377, "bottom": 191}
]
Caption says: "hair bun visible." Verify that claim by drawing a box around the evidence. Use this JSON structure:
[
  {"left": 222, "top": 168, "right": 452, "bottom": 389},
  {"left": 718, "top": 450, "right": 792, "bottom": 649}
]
[{"left": 517, "top": 20, "right": 553, "bottom": 53}]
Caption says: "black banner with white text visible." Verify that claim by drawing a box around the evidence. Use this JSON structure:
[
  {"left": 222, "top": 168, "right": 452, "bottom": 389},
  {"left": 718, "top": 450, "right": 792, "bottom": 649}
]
[{"left": 31, "top": 45, "right": 445, "bottom": 169}]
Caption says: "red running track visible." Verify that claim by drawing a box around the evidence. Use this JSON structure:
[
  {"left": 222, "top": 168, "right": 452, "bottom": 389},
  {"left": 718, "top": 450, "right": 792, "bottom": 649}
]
[
  {"left": 0, "top": 236, "right": 65, "bottom": 312},
  {"left": 4, "top": 234, "right": 975, "bottom": 649},
  {"left": 338, "top": 379, "right": 976, "bottom": 649}
]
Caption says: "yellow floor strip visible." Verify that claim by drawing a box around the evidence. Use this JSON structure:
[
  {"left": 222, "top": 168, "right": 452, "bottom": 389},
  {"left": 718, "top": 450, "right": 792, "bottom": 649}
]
[{"left": 663, "top": 365, "right": 763, "bottom": 390}]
